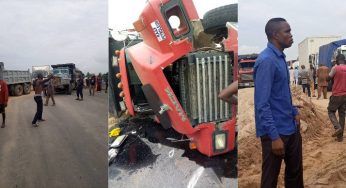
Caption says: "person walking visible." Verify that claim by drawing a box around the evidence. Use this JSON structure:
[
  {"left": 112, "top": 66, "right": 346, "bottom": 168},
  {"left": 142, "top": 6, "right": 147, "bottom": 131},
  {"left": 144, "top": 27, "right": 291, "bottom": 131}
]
[
  {"left": 327, "top": 54, "right": 346, "bottom": 142},
  {"left": 316, "top": 64, "right": 329, "bottom": 99},
  {"left": 89, "top": 75, "right": 96, "bottom": 96},
  {"left": 299, "top": 65, "right": 311, "bottom": 97},
  {"left": 75, "top": 75, "right": 84, "bottom": 101},
  {"left": 96, "top": 73, "right": 102, "bottom": 92},
  {"left": 294, "top": 66, "right": 299, "bottom": 86},
  {"left": 32, "top": 73, "right": 53, "bottom": 127},
  {"left": 289, "top": 66, "right": 295, "bottom": 86},
  {"left": 310, "top": 65, "right": 316, "bottom": 97},
  {"left": 254, "top": 18, "right": 303, "bottom": 188},
  {"left": 44, "top": 79, "right": 55, "bottom": 106},
  {"left": 0, "top": 76, "right": 9, "bottom": 128}
]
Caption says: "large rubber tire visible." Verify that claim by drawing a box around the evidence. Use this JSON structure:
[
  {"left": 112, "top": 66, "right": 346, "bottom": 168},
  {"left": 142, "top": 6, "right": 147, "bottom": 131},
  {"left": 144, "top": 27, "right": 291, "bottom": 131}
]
[
  {"left": 23, "top": 84, "right": 31, "bottom": 94},
  {"left": 202, "top": 4, "right": 238, "bottom": 34},
  {"left": 14, "top": 84, "right": 23, "bottom": 96}
]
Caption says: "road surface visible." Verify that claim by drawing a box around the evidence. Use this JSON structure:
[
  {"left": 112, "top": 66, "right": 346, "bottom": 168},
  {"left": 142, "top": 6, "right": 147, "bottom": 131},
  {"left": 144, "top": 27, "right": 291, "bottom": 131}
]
[
  {"left": 0, "top": 89, "right": 108, "bottom": 188},
  {"left": 109, "top": 117, "right": 237, "bottom": 188}
]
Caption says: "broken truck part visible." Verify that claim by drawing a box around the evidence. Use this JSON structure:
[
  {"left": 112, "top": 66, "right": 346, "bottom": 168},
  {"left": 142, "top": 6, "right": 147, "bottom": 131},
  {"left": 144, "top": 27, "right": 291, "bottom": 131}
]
[{"left": 111, "top": 0, "right": 237, "bottom": 157}]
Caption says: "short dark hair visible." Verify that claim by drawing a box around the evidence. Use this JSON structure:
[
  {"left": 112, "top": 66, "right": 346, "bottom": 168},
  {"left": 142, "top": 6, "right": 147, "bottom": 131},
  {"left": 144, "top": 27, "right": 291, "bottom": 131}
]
[
  {"left": 265, "top": 17, "right": 287, "bottom": 39},
  {"left": 336, "top": 54, "right": 345, "bottom": 64},
  {"left": 37, "top": 73, "right": 43, "bottom": 79}
]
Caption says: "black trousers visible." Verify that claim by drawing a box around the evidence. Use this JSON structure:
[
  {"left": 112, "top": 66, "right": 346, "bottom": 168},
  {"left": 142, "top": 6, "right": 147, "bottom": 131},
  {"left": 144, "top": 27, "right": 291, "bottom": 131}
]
[
  {"left": 77, "top": 88, "right": 83, "bottom": 99},
  {"left": 32, "top": 96, "right": 43, "bottom": 124},
  {"left": 260, "top": 131, "right": 304, "bottom": 188}
]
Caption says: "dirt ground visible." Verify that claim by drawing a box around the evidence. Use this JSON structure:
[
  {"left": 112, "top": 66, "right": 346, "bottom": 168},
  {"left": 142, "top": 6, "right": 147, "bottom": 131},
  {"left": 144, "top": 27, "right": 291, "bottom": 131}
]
[{"left": 238, "top": 86, "right": 346, "bottom": 188}]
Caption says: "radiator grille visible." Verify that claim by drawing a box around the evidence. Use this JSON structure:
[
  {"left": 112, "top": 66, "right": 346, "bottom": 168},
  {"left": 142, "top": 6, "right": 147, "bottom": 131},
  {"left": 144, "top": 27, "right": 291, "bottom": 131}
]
[{"left": 179, "top": 51, "right": 233, "bottom": 125}]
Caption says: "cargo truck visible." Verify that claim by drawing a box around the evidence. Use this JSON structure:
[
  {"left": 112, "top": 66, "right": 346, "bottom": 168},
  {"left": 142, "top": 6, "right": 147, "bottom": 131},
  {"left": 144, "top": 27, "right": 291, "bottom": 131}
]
[
  {"left": 0, "top": 62, "right": 31, "bottom": 96},
  {"left": 51, "top": 63, "right": 79, "bottom": 94}
]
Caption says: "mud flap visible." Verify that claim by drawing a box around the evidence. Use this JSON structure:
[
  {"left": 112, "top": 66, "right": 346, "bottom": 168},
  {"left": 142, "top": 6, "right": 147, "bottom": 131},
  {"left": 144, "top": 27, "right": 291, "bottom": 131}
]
[{"left": 142, "top": 84, "right": 172, "bottom": 129}]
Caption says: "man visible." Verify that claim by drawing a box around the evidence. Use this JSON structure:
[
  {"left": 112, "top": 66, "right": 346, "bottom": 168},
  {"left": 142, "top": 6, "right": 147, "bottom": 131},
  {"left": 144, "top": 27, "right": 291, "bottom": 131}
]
[
  {"left": 218, "top": 80, "right": 238, "bottom": 104},
  {"left": 289, "top": 66, "right": 294, "bottom": 86},
  {"left": 254, "top": 18, "right": 303, "bottom": 188},
  {"left": 32, "top": 73, "right": 53, "bottom": 127},
  {"left": 0, "top": 78, "right": 9, "bottom": 128},
  {"left": 309, "top": 65, "right": 316, "bottom": 97},
  {"left": 44, "top": 79, "right": 55, "bottom": 106},
  {"left": 316, "top": 63, "right": 329, "bottom": 99},
  {"left": 327, "top": 54, "right": 346, "bottom": 142},
  {"left": 294, "top": 66, "right": 299, "bottom": 86},
  {"left": 299, "top": 65, "right": 311, "bottom": 97},
  {"left": 75, "top": 75, "right": 84, "bottom": 101},
  {"left": 89, "top": 75, "right": 96, "bottom": 96}
]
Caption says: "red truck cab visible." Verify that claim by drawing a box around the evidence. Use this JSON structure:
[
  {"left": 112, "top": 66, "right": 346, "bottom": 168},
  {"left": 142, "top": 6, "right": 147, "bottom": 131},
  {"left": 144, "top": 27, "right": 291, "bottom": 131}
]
[
  {"left": 116, "top": 0, "right": 237, "bottom": 157},
  {"left": 238, "top": 54, "right": 257, "bottom": 88}
]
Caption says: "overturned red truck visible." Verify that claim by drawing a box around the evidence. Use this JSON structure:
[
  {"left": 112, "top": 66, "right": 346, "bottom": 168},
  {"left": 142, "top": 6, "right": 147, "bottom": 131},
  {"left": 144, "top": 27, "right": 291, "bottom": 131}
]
[{"left": 113, "top": 0, "right": 237, "bottom": 157}]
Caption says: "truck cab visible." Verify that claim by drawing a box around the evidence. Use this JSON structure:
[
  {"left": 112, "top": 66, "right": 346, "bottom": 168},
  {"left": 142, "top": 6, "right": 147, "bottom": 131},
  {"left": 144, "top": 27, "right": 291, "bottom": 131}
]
[
  {"left": 114, "top": 0, "right": 237, "bottom": 157},
  {"left": 51, "top": 63, "right": 77, "bottom": 94},
  {"left": 238, "top": 54, "right": 257, "bottom": 88}
]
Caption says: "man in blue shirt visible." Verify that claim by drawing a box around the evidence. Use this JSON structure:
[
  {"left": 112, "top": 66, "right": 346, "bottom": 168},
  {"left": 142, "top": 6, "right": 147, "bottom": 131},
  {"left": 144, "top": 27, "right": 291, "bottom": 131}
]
[{"left": 254, "top": 18, "right": 303, "bottom": 188}]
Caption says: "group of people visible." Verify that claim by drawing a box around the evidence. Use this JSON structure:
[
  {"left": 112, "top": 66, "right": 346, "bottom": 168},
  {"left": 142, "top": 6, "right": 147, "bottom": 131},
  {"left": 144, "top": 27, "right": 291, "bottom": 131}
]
[
  {"left": 289, "top": 63, "right": 331, "bottom": 99},
  {"left": 254, "top": 17, "right": 346, "bottom": 187}
]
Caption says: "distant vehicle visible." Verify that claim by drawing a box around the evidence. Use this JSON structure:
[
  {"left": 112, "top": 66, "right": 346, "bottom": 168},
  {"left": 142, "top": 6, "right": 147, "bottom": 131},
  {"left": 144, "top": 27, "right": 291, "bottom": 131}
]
[
  {"left": 238, "top": 54, "right": 257, "bottom": 88},
  {"left": 51, "top": 63, "right": 80, "bottom": 94},
  {"left": 0, "top": 62, "right": 31, "bottom": 96},
  {"left": 318, "top": 39, "right": 346, "bottom": 68}
]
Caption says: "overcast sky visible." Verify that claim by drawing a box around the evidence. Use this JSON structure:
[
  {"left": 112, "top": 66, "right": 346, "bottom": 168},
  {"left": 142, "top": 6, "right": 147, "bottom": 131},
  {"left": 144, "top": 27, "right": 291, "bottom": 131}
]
[
  {"left": 239, "top": 0, "right": 346, "bottom": 61},
  {"left": 109, "top": 0, "right": 238, "bottom": 40},
  {"left": 0, "top": 0, "right": 108, "bottom": 74}
]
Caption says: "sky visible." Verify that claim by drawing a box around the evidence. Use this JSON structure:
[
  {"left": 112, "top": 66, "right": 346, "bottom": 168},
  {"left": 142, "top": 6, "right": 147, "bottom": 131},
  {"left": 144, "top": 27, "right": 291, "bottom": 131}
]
[
  {"left": 239, "top": 0, "right": 346, "bottom": 61},
  {"left": 0, "top": 0, "right": 108, "bottom": 74},
  {"left": 109, "top": 0, "right": 238, "bottom": 40}
]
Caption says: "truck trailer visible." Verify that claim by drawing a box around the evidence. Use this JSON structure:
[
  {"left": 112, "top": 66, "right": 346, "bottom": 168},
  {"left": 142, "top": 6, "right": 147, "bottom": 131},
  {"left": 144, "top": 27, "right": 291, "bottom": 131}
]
[{"left": 0, "top": 62, "right": 31, "bottom": 96}]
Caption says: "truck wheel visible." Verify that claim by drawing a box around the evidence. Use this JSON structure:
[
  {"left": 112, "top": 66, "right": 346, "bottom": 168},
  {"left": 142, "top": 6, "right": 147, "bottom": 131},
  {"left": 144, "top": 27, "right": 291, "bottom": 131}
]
[
  {"left": 23, "top": 84, "right": 31, "bottom": 94},
  {"left": 14, "top": 84, "right": 24, "bottom": 96},
  {"left": 202, "top": 4, "right": 238, "bottom": 37}
]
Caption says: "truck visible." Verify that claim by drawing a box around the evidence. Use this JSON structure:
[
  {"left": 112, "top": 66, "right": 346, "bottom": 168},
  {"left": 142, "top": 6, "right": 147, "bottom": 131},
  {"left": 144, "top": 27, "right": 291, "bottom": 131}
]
[
  {"left": 32, "top": 65, "right": 50, "bottom": 78},
  {"left": 111, "top": 0, "right": 237, "bottom": 157},
  {"left": 0, "top": 62, "right": 31, "bottom": 96},
  {"left": 318, "top": 39, "right": 346, "bottom": 68},
  {"left": 51, "top": 63, "right": 79, "bottom": 94},
  {"left": 238, "top": 54, "right": 257, "bottom": 88}
]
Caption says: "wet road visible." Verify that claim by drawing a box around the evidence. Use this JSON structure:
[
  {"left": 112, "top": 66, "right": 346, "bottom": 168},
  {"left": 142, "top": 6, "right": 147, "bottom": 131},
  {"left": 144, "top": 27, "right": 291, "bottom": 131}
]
[
  {"left": 109, "top": 117, "right": 238, "bottom": 188},
  {"left": 0, "top": 90, "right": 108, "bottom": 188}
]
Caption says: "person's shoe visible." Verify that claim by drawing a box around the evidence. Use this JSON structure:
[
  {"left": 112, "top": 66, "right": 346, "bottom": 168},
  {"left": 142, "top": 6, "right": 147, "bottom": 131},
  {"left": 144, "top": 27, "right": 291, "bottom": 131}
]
[
  {"left": 44, "top": 104, "right": 48, "bottom": 106},
  {"left": 1, "top": 123, "right": 5, "bottom": 128},
  {"left": 80, "top": 98, "right": 83, "bottom": 101},
  {"left": 38, "top": 119, "right": 46, "bottom": 122},
  {"left": 75, "top": 98, "right": 80, "bottom": 100},
  {"left": 32, "top": 123, "right": 39, "bottom": 127},
  {"left": 332, "top": 128, "right": 343, "bottom": 137},
  {"left": 336, "top": 137, "right": 343, "bottom": 142},
  {"left": 52, "top": 103, "right": 56, "bottom": 106}
]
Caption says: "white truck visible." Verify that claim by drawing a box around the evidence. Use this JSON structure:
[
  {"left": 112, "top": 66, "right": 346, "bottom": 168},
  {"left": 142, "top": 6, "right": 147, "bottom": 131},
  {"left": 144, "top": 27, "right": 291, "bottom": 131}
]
[{"left": 0, "top": 62, "right": 32, "bottom": 96}]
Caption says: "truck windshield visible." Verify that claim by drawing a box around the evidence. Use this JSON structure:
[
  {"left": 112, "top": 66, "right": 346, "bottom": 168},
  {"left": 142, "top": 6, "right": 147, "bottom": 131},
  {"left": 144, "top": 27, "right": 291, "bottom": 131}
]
[{"left": 53, "top": 69, "right": 69, "bottom": 75}]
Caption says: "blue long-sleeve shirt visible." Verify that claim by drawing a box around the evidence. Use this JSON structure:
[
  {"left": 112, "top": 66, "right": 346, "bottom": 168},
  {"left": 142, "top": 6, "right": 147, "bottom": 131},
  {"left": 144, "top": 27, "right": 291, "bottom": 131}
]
[{"left": 254, "top": 42, "right": 298, "bottom": 140}]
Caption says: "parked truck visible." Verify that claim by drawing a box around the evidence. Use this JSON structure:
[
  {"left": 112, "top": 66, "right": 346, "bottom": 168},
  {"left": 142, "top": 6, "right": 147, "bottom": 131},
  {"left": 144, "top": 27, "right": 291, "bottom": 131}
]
[
  {"left": 318, "top": 39, "right": 346, "bottom": 68},
  {"left": 51, "top": 63, "right": 79, "bottom": 94},
  {"left": 32, "top": 65, "right": 50, "bottom": 78},
  {"left": 238, "top": 54, "right": 257, "bottom": 88},
  {"left": 0, "top": 62, "right": 31, "bottom": 96},
  {"left": 111, "top": 0, "right": 237, "bottom": 157}
]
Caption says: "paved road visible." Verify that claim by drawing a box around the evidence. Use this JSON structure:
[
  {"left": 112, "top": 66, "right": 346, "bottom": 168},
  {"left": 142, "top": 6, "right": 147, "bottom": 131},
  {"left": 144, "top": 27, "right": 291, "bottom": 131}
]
[
  {"left": 0, "top": 90, "right": 108, "bottom": 188},
  {"left": 109, "top": 117, "right": 237, "bottom": 188}
]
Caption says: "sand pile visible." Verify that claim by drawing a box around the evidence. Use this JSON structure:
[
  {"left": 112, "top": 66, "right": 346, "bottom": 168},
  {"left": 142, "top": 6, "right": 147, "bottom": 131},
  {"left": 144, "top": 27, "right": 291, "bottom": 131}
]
[{"left": 238, "top": 87, "right": 346, "bottom": 188}]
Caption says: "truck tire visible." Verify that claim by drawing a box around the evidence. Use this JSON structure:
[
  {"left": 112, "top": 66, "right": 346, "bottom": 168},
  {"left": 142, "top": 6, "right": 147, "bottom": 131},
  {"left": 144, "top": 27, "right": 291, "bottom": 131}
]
[
  {"left": 23, "top": 84, "right": 31, "bottom": 94},
  {"left": 202, "top": 4, "right": 238, "bottom": 35},
  {"left": 14, "top": 84, "right": 24, "bottom": 96}
]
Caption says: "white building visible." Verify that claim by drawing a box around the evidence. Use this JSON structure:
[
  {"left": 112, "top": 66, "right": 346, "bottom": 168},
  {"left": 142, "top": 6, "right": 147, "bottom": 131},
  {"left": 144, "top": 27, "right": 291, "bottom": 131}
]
[{"left": 298, "top": 36, "right": 341, "bottom": 68}]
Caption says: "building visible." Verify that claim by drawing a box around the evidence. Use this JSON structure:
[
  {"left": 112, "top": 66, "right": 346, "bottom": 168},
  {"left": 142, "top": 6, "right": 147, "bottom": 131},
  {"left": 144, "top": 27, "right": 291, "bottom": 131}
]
[{"left": 298, "top": 36, "right": 341, "bottom": 68}]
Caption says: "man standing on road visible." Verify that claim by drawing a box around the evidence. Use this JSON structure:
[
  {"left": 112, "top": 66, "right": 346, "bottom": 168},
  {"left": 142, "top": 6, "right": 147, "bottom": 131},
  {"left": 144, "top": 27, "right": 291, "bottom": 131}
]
[
  {"left": 294, "top": 66, "right": 299, "bottom": 86},
  {"left": 0, "top": 76, "right": 9, "bottom": 128},
  {"left": 327, "top": 54, "right": 346, "bottom": 142},
  {"left": 316, "top": 63, "right": 329, "bottom": 99},
  {"left": 44, "top": 79, "right": 55, "bottom": 106},
  {"left": 75, "top": 75, "right": 84, "bottom": 101},
  {"left": 299, "top": 65, "right": 311, "bottom": 97},
  {"left": 254, "top": 18, "right": 303, "bottom": 188},
  {"left": 89, "top": 75, "right": 96, "bottom": 96},
  {"left": 32, "top": 73, "right": 53, "bottom": 127}
]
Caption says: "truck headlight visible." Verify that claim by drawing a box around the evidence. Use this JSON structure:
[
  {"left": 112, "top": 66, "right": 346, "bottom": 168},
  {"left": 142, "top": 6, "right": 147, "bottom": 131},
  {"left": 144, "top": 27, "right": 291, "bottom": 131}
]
[{"left": 213, "top": 130, "right": 228, "bottom": 152}]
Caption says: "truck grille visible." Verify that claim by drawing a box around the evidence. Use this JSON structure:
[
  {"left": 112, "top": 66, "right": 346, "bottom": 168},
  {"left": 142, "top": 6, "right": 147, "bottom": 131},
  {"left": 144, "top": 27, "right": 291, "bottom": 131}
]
[
  {"left": 179, "top": 51, "right": 232, "bottom": 125},
  {"left": 240, "top": 74, "right": 253, "bottom": 81}
]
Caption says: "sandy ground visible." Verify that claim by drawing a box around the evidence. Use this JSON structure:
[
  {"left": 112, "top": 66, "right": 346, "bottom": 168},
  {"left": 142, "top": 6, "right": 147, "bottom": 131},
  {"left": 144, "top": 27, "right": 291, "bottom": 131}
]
[{"left": 238, "top": 86, "right": 346, "bottom": 188}]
